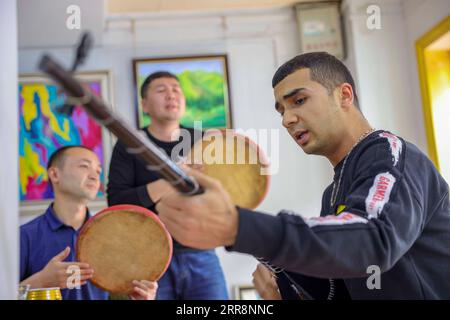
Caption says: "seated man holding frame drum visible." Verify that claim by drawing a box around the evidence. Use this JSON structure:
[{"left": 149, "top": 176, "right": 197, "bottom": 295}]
[{"left": 20, "top": 146, "right": 158, "bottom": 300}]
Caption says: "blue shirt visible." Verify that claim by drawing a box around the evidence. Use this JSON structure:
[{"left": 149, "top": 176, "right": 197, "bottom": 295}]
[{"left": 20, "top": 204, "right": 109, "bottom": 300}]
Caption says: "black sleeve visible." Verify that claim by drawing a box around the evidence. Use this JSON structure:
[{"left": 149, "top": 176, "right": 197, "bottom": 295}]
[
  {"left": 107, "top": 141, "right": 155, "bottom": 208},
  {"left": 228, "top": 137, "right": 427, "bottom": 279},
  {"left": 276, "top": 272, "right": 332, "bottom": 300}
]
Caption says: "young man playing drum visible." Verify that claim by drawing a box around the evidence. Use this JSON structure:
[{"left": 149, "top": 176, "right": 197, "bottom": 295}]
[
  {"left": 20, "top": 146, "right": 158, "bottom": 300},
  {"left": 107, "top": 72, "right": 228, "bottom": 300},
  {"left": 155, "top": 52, "right": 450, "bottom": 299}
]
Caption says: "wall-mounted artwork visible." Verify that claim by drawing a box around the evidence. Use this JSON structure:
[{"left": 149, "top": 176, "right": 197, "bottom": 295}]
[
  {"left": 19, "top": 71, "right": 114, "bottom": 214},
  {"left": 133, "top": 55, "right": 232, "bottom": 130}
]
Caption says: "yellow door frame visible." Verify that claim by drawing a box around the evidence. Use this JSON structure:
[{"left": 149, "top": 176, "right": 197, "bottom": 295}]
[{"left": 415, "top": 14, "right": 450, "bottom": 171}]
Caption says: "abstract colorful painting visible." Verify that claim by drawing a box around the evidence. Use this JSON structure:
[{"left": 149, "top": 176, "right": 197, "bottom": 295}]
[
  {"left": 19, "top": 72, "right": 113, "bottom": 203},
  {"left": 133, "top": 55, "right": 232, "bottom": 129}
]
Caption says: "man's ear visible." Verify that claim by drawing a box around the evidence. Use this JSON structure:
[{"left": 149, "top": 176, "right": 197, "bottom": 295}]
[
  {"left": 47, "top": 167, "right": 59, "bottom": 186},
  {"left": 339, "top": 83, "right": 355, "bottom": 109}
]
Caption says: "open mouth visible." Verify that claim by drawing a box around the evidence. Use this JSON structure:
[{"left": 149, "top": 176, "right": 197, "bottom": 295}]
[
  {"left": 166, "top": 104, "right": 179, "bottom": 111},
  {"left": 294, "top": 130, "right": 310, "bottom": 146}
]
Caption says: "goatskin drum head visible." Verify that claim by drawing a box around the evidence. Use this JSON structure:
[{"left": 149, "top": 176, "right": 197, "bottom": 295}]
[
  {"left": 77, "top": 204, "right": 172, "bottom": 295},
  {"left": 188, "top": 130, "right": 270, "bottom": 209}
]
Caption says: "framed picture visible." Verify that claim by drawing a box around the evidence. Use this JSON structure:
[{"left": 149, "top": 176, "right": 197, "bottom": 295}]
[
  {"left": 416, "top": 15, "right": 450, "bottom": 184},
  {"left": 234, "top": 285, "right": 262, "bottom": 300},
  {"left": 132, "top": 55, "right": 232, "bottom": 130},
  {"left": 18, "top": 71, "right": 115, "bottom": 216}
]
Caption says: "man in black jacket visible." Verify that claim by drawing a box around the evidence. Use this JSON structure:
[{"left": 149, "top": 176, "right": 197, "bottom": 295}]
[
  {"left": 107, "top": 71, "right": 228, "bottom": 300},
  {"left": 156, "top": 52, "right": 450, "bottom": 299}
]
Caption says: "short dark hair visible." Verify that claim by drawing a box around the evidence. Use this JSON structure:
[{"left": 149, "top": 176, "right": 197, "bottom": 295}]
[
  {"left": 47, "top": 145, "right": 93, "bottom": 170},
  {"left": 272, "top": 52, "right": 359, "bottom": 108},
  {"left": 140, "top": 71, "right": 179, "bottom": 99}
]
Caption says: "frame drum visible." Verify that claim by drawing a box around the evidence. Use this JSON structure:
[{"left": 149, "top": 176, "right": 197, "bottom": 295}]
[
  {"left": 77, "top": 204, "right": 172, "bottom": 295},
  {"left": 188, "top": 130, "right": 270, "bottom": 209}
]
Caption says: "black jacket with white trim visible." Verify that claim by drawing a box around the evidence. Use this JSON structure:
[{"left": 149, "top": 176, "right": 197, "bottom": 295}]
[{"left": 228, "top": 130, "right": 450, "bottom": 299}]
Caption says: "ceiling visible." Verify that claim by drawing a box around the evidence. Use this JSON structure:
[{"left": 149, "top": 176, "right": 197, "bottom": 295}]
[
  {"left": 106, "top": 0, "right": 331, "bottom": 14},
  {"left": 17, "top": 0, "right": 337, "bottom": 48}
]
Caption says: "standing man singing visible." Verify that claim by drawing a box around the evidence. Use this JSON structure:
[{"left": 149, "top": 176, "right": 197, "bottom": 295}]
[{"left": 107, "top": 71, "right": 228, "bottom": 300}]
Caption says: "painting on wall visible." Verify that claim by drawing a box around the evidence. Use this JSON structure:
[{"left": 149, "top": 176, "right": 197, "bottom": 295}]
[
  {"left": 133, "top": 55, "right": 232, "bottom": 130},
  {"left": 18, "top": 71, "right": 114, "bottom": 214}
]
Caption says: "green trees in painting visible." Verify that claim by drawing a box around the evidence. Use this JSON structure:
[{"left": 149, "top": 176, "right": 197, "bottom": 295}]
[
  {"left": 138, "top": 70, "right": 228, "bottom": 129},
  {"left": 178, "top": 70, "right": 227, "bottom": 128}
]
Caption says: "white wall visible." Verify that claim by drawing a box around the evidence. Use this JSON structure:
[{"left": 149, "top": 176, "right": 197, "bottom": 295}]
[
  {"left": 403, "top": 0, "right": 450, "bottom": 155},
  {"left": 18, "top": 0, "right": 104, "bottom": 48},
  {"left": 0, "top": 0, "right": 19, "bottom": 300},
  {"left": 342, "top": 0, "right": 450, "bottom": 155},
  {"left": 342, "top": 0, "right": 418, "bottom": 145}
]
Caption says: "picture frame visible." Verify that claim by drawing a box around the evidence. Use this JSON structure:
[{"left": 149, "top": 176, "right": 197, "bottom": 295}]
[
  {"left": 132, "top": 55, "right": 232, "bottom": 130},
  {"left": 234, "top": 285, "right": 262, "bottom": 300},
  {"left": 18, "top": 71, "right": 115, "bottom": 216}
]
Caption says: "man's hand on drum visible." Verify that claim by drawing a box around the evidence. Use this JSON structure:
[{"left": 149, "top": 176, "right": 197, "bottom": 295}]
[
  {"left": 252, "top": 264, "right": 281, "bottom": 300},
  {"left": 156, "top": 167, "right": 238, "bottom": 249},
  {"left": 129, "top": 280, "right": 158, "bottom": 300},
  {"left": 20, "top": 247, "right": 94, "bottom": 289}
]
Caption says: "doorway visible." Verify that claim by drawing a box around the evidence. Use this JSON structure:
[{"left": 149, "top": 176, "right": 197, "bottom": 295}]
[{"left": 416, "top": 15, "right": 450, "bottom": 183}]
